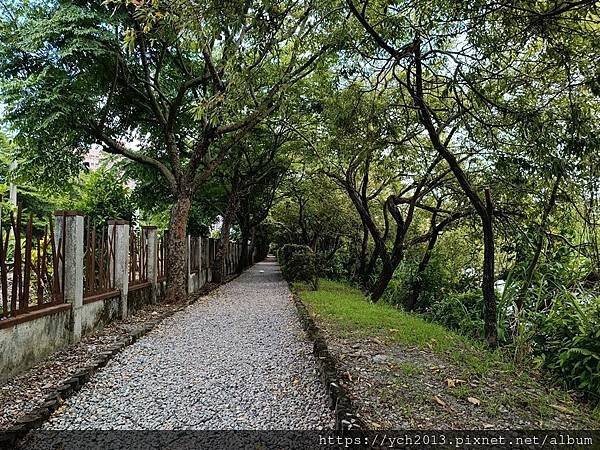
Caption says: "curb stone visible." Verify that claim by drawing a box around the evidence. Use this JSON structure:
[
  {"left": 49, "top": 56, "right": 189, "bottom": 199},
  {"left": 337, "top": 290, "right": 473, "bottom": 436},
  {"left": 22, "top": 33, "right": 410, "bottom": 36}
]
[{"left": 291, "top": 290, "right": 367, "bottom": 431}]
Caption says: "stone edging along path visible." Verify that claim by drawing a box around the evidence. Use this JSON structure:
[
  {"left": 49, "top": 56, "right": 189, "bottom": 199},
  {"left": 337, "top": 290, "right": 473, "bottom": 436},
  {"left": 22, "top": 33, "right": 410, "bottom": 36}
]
[
  {"left": 0, "top": 277, "right": 239, "bottom": 449},
  {"left": 291, "top": 290, "right": 366, "bottom": 431}
]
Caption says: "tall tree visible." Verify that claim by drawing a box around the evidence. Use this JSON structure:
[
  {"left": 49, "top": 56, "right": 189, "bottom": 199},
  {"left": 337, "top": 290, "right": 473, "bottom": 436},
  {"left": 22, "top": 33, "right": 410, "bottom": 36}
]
[
  {"left": 344, "top": 0, "right": 600, "bottom": 345},
  {"left": 0, "top": 0, "right": 336, "bottom": 301}
]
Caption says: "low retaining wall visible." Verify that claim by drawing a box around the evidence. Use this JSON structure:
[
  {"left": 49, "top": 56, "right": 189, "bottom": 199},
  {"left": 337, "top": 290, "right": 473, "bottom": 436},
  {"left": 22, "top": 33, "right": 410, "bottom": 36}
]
[
  {"left": 292, "top": 292, "right": 365, "bottom": 430},
  {"left": 1, "top": 216, "right": 240, "bottom": 384},
  {"left": 127, "top": 283, "right": 154, "bottom": 315},
  {"left": 0, "top": 305, "right": 72, "bottom": 383},
  {"left": 0, "top": 281, "right": 167, "bottom": 383},
  {"left": 80, "top": 295, "right": 121, "bottom": 336}
]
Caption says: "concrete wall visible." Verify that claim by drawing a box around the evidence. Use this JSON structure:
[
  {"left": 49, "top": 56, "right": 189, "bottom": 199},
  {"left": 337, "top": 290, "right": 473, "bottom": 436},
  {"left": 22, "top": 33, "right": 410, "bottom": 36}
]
[
  {"left": 80, "top": 296, "right": 121, "bottom": 336},
  {"left": 0, "top": 306, "right": 71, "bottom": 383},
  {"left": 128, "top": 285, "right": 154, "bottom": 315},
  {"left": 188, "top": 272, "right": 201, "bottom": 293}
]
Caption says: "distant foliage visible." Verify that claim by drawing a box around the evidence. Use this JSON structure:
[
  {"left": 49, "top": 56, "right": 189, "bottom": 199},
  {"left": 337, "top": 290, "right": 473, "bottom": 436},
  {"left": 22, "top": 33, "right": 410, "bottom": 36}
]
[
  {"left": 277, "top": 244, "right": 319, "bottom": 290},
  {"left": 317, "top": 247, "right": 351, "bottom": 281},
  {"left": 67, "top": 168, "right": 135, "bottom": 225}
]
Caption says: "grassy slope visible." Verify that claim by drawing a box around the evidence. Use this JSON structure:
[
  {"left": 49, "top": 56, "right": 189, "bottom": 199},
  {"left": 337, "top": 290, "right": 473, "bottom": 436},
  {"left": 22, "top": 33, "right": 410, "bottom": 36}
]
[
  {"left": 297, "top": 279, "right": 599, "bottom": 428},
  {"left": 300, "top": 280, "right": 503, "bottom": 376}
]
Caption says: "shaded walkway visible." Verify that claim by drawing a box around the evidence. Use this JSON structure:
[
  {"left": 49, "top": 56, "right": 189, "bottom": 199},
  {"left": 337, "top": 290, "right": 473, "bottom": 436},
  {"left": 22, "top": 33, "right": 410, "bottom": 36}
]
[{"left": 43, "top": 257, "right": 333, "bottom": 430}]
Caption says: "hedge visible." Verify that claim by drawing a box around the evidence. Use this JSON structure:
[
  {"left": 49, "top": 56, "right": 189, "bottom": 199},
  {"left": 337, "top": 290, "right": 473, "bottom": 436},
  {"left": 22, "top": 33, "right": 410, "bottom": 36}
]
[{"left": 277, "top": 244, "right": 319, "bottom": 290}]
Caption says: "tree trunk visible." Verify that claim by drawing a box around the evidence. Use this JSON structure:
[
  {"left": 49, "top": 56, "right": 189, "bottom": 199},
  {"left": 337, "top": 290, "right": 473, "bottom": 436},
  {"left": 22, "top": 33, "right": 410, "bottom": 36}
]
[
  {"left": 248, "top": 227, "right": 257, "bottom": 264},
  {"left": 482, "top": 189, "right": 497, "bottom": 347},
  {"left": 370, "top": 261, "right": 394, "bottom": 301},
  {"left": 363, "top": 245, "right": 381, "bottom": 288},
  {"left": 516, "top": 174, "right": 561, "bottom": 310},
  {"left": 165, "top": 193, "right": 192, "bottom": 303},
  {"left": 239, "top": 223, "right": 251, "bottom": 272},
  {"left": 309, "top": 232, "right": 319, "bottom": 252},
  {"left": 213, "top": 192, "right": 238, "bottom": 284},
  {"left": 410, "top": 43, "right": 498, "bottom": 346},
  {"left": 357, "top": 223, "right": 369, "bottom": 282},
  {"left": 406, "top": 231, "right": 439, "bottom": 311}
]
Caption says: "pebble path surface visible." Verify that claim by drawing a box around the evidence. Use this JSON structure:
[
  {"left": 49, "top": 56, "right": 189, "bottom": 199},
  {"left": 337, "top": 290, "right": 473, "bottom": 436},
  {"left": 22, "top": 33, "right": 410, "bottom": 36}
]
[{"left": 43, "top": 257, "right": 334, "bottom": 430}]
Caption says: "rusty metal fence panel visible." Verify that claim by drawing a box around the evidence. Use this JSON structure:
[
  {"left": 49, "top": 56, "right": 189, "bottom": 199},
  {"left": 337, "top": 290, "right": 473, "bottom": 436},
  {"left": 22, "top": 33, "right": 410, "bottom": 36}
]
[
  {"left": 0, "top": 205, "right": 65, "bottom": 320},
  {"left": 83, "top": 220, "right": 117, "bottom": 302},
  {"left": 157, "top": 233, "right": 167, "bottom": 281},
  {"left": 129, "top": 228, "right": 149, "bottom": 286}
]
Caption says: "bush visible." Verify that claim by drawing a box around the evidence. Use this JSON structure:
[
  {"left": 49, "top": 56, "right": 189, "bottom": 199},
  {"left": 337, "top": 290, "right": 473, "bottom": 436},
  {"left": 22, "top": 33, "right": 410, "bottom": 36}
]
[
  {"left": 317, "top": 247, "right": 350, "bottom": 281},
  {"left": 381, "top": 245, "right": 479, "bottom": 312},
  {"left": 277, "top": 244, "right": 318, "bottom": 289},
  {"left": 427, "top": 291, "right": 485, "bottom": 340},
  {"left": 533, "top": 291, "right": 600, "bottom": 400},
  {"left": 277, "top": 244, "right": 309, "bottom": 268}
]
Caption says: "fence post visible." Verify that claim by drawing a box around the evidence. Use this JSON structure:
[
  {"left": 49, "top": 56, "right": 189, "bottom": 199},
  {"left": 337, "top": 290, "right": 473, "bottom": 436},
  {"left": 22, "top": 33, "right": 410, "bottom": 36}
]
[
  {"left": 226, "top": 242, "right": 230, "bottom": 275},
  {"left": 143, "top": 226, "right": 158, "bottom": 303},
  {"left": 206, "top": 238, "right": 212, "bottom": 283},
  {"left": 186, "top": 235, "right": 191, "bottom": 294},
  {"left": 201, "top": 237, "right": 208, "bottom": 285},
  {"left": 108, "top": 220, "right": 130, "bottom": 319},
  {"left": 198, "top": 237, "right": 205, "bottom": 287},
  {"left": 54, "top": 211, "right": 84, "bottom": 343},
  {"left": 233, "top": 242, "right": 237, "bottom": 273},
  {"left": 196, "top": 237, "right": 201, "bottom": 285}
]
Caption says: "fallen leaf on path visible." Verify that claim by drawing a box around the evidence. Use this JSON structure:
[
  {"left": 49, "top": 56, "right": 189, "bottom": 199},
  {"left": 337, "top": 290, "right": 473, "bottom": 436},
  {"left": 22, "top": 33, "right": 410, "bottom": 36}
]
[
  {"left": 446, "top": 378, "right": 467, "bottom": 388},
  {"left": 550, "top": 404, "right": 574, "bottom": 415},
  {"left": 467, "top": 397, "right": 481, "bottom": 406},
  {"left": 433, "top": 395, "right": 446, "bottom": 407}
]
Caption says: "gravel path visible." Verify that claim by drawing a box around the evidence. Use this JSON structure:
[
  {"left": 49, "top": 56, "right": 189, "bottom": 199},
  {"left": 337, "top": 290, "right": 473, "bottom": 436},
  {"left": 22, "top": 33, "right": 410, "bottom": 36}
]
[{"left": 42, "top": 257, "right": 333, "bottom": 430}]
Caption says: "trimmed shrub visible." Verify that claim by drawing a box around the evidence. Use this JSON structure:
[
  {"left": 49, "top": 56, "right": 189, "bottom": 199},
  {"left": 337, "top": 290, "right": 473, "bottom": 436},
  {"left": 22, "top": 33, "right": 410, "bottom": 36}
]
[
  {"left": 278, "top": 244, "right": 309, "bottom": 266},
  {"left": 277, "top": 244, "right": 318, "bottom": 290}
]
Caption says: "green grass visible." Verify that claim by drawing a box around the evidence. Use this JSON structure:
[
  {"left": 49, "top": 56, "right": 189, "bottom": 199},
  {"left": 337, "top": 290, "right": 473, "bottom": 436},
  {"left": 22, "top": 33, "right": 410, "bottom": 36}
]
[
  {"left": 296, "top": 279, "right": 508, "bottom": 377},
  {"left": 299, "top": 280, "right": 491, "bottom": 351},
  {"left": 397, "top": 361, "right": 421, "bottom": 377},
  {"left": 298, "top": 280, "right": 454, "bottom": 349}
]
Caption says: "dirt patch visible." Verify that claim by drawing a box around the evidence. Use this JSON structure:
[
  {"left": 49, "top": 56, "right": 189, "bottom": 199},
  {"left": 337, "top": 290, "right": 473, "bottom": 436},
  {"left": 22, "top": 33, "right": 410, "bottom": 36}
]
[{"left": 321, "top": 330, "right": 598, "bottom": 430}]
